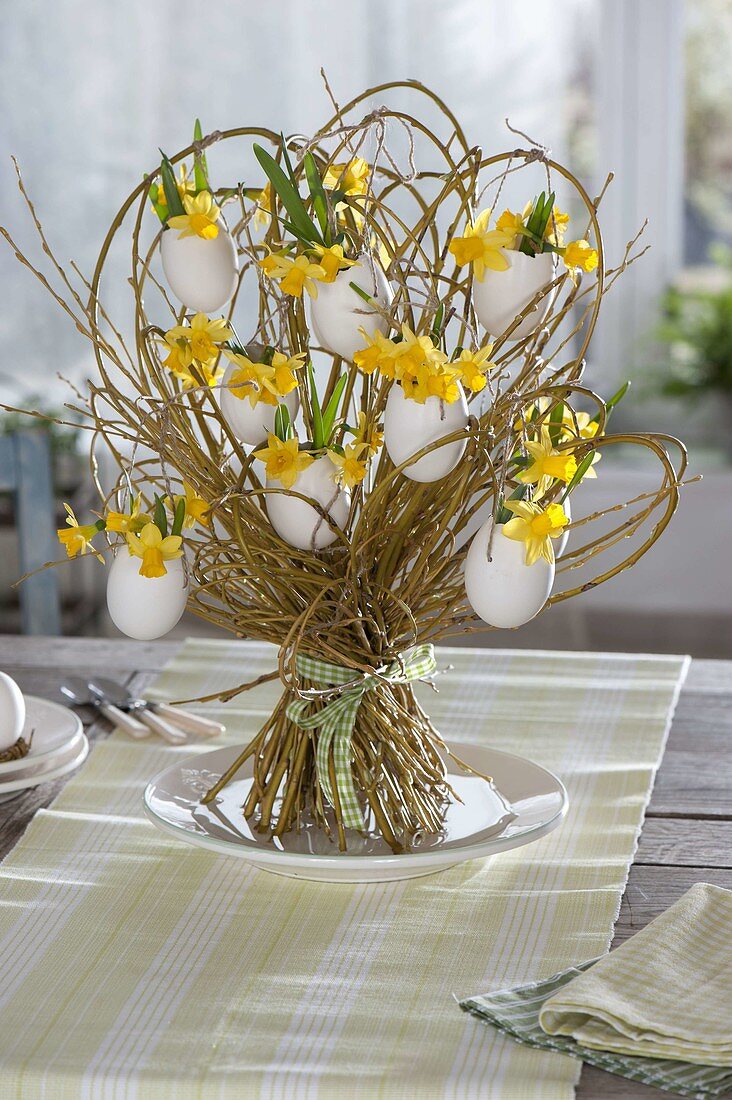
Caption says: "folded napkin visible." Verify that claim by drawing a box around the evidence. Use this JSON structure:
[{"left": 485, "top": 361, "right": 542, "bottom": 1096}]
[
  {"left": 460, "top": 885, "right": 732, "bottom": 1099},
  {"left": 540, "top": 884, "right": 732, "bottom": 1068}
]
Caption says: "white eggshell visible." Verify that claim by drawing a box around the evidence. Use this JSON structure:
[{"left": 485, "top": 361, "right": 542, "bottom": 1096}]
[
  {"left": 472, "top": 250, "right": 556, "bottom": 340},
  {"left": 555, "top": 495, "right": 571, "bottom": 558},
  {"left": 160, "top": 219, "right": 239, "bottom": 314},
  {"left": 0, "top": 671, "right": 26, "bottom": 752},
  {"left": 383, "top": 382, "right": 468, "bottom": 483},
  {"left": 106, "top": 550, "right": 188, "bottom": 641},
  {"left": 265, "top": 455, "right": 350, "bottom": 550},
  {"left": 310, "top": 256, "right": 392, "bottom": 361},
  {"left": 464, "top": 519, "right": 554, "bottom": 628},
  {"left": 220, "top": 365, "right": 300, "bottom": 447}
]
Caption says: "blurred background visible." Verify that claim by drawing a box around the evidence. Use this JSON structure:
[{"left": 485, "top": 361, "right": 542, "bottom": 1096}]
[{"left": 1, "top": 0, "right": 730, "bottom": 656}]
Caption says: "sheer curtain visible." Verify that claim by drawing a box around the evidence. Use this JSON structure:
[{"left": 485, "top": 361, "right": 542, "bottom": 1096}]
[{"left": 1, "top": 0, "right": 595, "bottom": 405}]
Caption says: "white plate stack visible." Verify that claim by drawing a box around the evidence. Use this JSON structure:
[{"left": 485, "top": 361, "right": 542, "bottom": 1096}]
[{"left": 0, "top": 696, "right": 88, "bottom": 805}]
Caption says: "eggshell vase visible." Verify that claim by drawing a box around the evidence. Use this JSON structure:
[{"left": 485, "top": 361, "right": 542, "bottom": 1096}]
[
  {"left": 106, "top": 551, "right": 189, "bottom": 641},
  {"left": 384, "top": 382, "right": 468, "bottom": 483},
  {"left": 472, "top": 250, "right": 556, "bottom": 341},
  {"left": 0, "top": 671, "right": 26, "bottom": 752},
  {"left": 464, "top": 520, "right": 554, "bottom": 628},
  {"left": 310, "top": 257, "right": 392, "bottom": 362},
  {"left": 160, "top": 219, "right": 239, "bottom": 314},
  {"left": 220, "top": 366, "right": 300, "bottom": 447},
  {"left": 265, "top": 455, "right": 350, "bottom": 551}
]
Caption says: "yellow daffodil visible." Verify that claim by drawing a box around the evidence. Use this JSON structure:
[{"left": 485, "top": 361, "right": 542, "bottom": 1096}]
[
  {"left": 181, "top": 482, "right": 210, "bottom": 528},
  {"left": 453, "top": 344, "right": 496, "bottom": 393},
  {"left": 57, "top": 504, "right": 104, "bottom": 562},
  {"left": 563, "top": 239, "right": 599, "bottom": 276},
  {"left": 328, "top": 442, "right": 368, "bottom": 489},
  {"left": 518, "top": 426, "right": 578, "bottom": 496},
  {"left": 167, "top": 313, "right": 233, "bottom": 366},
  {"left": 394, "top": 324, "right": 447, "bottom": 379},
  {"left": 354, "top": 411, "right": 383, "bottom": 456},
  {"left": 263, "top": 254, "right": 327, "bottom": 300},
  {"left": 126, "top": 522, "right": 183, "bottom": 579},
  {"left": 151, "top": 164, "right": 195, "bottom": 214},
  {"left": 173, "top": 360, "right": 225, "bottom": 390},
  {"left": 502, "top": 499, "right": 569, "bottom": 566},
  {"left": 224, "top": 349, "right": 304, "bottom": 407},
  {"left": 561, "top": 408, "right": 599, "bottom": 442},
  {"left": 448, "top": 210, "right": 513, "bottom": 281},
  {"left": 168, "top": 190, "right": 221, "bottom": 240},
  {"left": 324, "top": 157, "right": 370, "bottom": 196},
  {"left": 310, "top": 244, "right": 359, "bottom": 283},
  {"left": 253, "top": 181, "right": 272, "bottom": 228},
  {"left": 353, "top": 328, "right": 397, "bottom": 377},
  {"left": 404, "top": 363, "right": 462, "bottom": 405},
  {"left": 258, "top": 250, "right": 287, "bottom": 276},
  {"left": 106, "top": 495, "right": 148, "bottom": 534},
  {"left": 253, "top": 434, "right": 314, "bottom": 489},
  {"left": 544, "top": 206, "right": 570, "bottom": 247},
  {"left": 495, "top": 202, "right": 532, "bottom": 249},
  {"left": 161, "top": 336, "right": 194, "bottom": 376}
]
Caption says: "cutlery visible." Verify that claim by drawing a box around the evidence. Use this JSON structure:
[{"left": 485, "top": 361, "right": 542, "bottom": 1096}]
[
  {"left": 88, "top": 677, "right": 225, "bottom": 739},
  {"left": 87, "top": 680, "right": 187, "bottom": 745},
  {"left": 60, "top": 677, "right": 149, "bottom": 739}
]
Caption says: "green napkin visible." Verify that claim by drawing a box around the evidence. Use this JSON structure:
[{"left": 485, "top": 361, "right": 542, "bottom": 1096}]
[
  {"left": 540, "top": 884, "right": 731, "bottom": 1067},
  {"left": 460, "top": 885, "right": 732, "bottom": 1099}
]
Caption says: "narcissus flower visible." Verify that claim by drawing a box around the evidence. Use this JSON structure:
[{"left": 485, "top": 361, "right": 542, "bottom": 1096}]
[
  {"left": 253, "top": 434, "right": 314, "bottom": 489},
  {"left": 106, "top": 495, "right": 148, "bottom": 534},
  {"left": 404, "top": 363, "right": 462, "bottom": 405},
  {"left": 263, "top": 254, "right": 327, "bottom": 299},
  {"left": 328, "top": 442, "right": 368, "bottom": 489},
  {"left": 519, "top": 427, "right": 578, "bottom": 496},
  {"left": 150, "top": 164, "right": 194, "bottom": 216},
  {"left": 57, "top": 504, "right": 104, "bottom": 562},
  {"left": 181, "top": 482, "right": 210, "bottom": 528},
  {"left": 353, "top": 328, "right": 398, "bottom": 377},
  {"left": 167, "top": 313, "right": 233, "bottom": 366},
  {"left": 544, "top": 206, "right": 570, "bottom": 246},
  {"left": 310, "top": 244, "right": 359, "bottom": 283},
  {"left": 563, "top": 239, "right": 599, "bottom": 275},
  {"left": 224, "top": 349, "right": 304, "bottom": 407},
  {"left": 502, "top": 500, "right": 569, "bottom": 565},
  {"left": 354, "top": 411, "right": 383, "bottom": 456},
  {"left": 253, "top": 182, "right": 272, "bottom": 228},
  {"left": 449, "top": 211, "right": 513, "bottom": 281},
  {"left": 453, "top": 344, "right": 496, "bottom": 393},
  {"left": 127, "top": 523, "right": 183, "bottom": 578},
  {"left": 168, "top": 190, "right": 221, "bottom": 240},
  {"left": 561, "top": 408, "right": 599, "bottom": 442},
  {"left": 495, "top": 203, "right": 532, "bottom": 249},
  {"left": 323, "top": 157, "right": 370, "bottom": 196}
]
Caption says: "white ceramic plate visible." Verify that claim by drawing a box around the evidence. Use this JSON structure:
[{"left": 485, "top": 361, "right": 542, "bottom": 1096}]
[
  {"left": 143, "top": 742, "right": 568, "bottom": 882},
  {"left": 0, "top": 696, "right": 83, "bottom": 775},
  {"left": 0, "top": 733, "right": 89, "bottom": 802}
]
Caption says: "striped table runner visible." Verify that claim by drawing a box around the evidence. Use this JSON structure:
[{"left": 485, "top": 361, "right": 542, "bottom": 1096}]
[{"left": 0, "top": 641, "right": 688, "bottom": 1098}]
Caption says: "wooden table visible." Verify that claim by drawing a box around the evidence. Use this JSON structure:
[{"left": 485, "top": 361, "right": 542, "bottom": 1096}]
[{"left": 1, "top": 636, "right": 729, "bottom": 1098}]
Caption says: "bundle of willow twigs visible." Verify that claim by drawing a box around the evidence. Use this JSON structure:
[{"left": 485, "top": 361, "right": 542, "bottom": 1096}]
[{"left": 1, "top": 80, "right": 688, "bottom": 853}]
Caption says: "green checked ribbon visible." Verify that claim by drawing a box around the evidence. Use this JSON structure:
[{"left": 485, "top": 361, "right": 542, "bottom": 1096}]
[{"left": 285, "top": 644, "right": 437, "bottom": 830}]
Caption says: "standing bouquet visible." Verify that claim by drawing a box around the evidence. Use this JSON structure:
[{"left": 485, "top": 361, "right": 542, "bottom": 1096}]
[{"left": 2, "top": 82, "right": 687, "bottom": 853}]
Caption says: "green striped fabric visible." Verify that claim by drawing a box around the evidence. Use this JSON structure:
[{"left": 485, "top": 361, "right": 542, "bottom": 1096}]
[
  {"left": 0, "top": 641, "right": 689, "bottom": 1097},
  {"left": 460, "top": 950, "right": 732, "bottom": 1098}
]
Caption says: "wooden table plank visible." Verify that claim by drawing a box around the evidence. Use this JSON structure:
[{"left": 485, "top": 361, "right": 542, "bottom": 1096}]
[{"left": 0, "top": 637, "right": 729, "bottom": 1100}]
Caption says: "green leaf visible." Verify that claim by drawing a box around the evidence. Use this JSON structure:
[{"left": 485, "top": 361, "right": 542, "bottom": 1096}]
[
  {"left": 147, "top": 178, "right": 167, "bottom": 224},
  {"left": 348, "top": 281, "right": 373, "bottom": 305},
  {"left": 153, "top": 495, "right": 168, "bottom": 537},
  {"left": 321, "top": 374, "right": 348, "bottom": 446},
  {"left": 303, "top": 151, "right": 330, "bottom": 242},
  {"left": 253, "top": 143, "right": 322, "bottom": 245},
  {"left": 307, "top": 362, "right": 325, "bottom": 449},
  {"left": 274, "top": 403, "right": 292, "bottom": 442},
  {"left": 590, "top": 380, "right": 630, "bottom": 426},
  {"left": 159, "top": 152, "right": 185, "bottom": 219},
  {"left": 496, "top": 483, "right": 527, "bottom": 524},
  {"left": 171, "top": 496, "right": 186, "bottom": 537},
  {"left": 560, "top": 450, "right": 595, "bottom": 502},
  {"left": 280, "top": 134, "right": 298, "bottom": 185},
  {"left": 548, "top": 401, "right": 564, "bottom": 445},
  {"left": 430, "top": 302, "right": 445, "bottom": 345},
  {"left": 193, "top": 118, "right": 208, "bottom": 192}
]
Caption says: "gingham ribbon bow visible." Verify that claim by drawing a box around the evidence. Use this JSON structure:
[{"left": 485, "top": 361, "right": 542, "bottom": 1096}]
[{"left": 285, "top": 644, "right": 437, "bottom": 830}]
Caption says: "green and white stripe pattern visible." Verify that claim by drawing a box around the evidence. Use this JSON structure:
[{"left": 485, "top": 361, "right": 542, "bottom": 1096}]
[
  {"left": 286, "top": 643, "right": 437, "bottom": 828},
  {"left": 460, "top": 953, "right": 732, "bottom": 1099},
  {"left": 0, "top": 641, "right": 689, "bottom": 1097}
]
